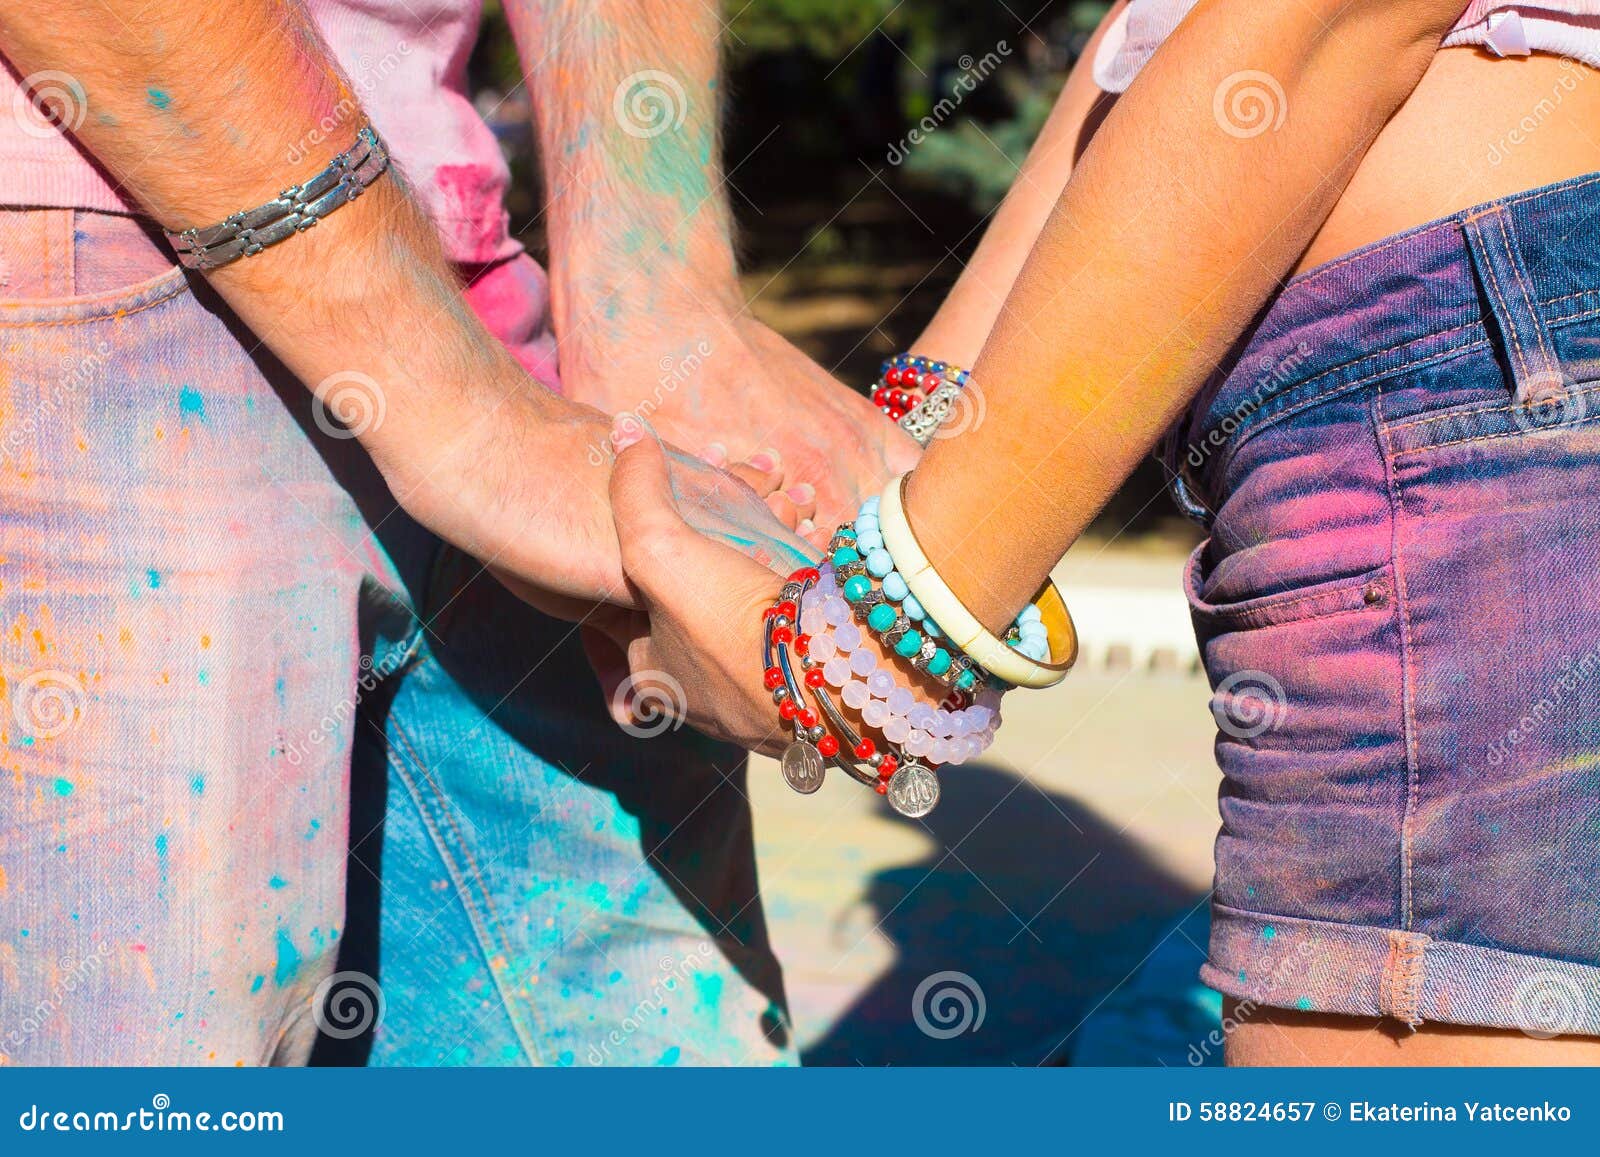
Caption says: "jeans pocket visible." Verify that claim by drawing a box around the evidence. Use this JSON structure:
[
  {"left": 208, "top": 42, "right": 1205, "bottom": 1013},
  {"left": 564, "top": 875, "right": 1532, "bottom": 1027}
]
[{"left": 1184, "top": 539, "right": 1393, "bottom": 637}]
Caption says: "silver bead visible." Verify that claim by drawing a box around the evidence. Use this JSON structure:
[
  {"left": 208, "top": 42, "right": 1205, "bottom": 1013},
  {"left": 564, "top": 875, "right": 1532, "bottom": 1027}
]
[
  {"left": 867, "top": 752, "right": 884, "bottom": 769},
  {"left": 772, "top": 686, "right": 790, "bottom": 704},
  {"left": 807, "top": 725, "right": 827, "bottom": 743},
  {"left": 773, "top": 615, "right": 791, "bottom": 628},
  {"left": 800, "top": 655, "right": 815, "bottom": 669}
]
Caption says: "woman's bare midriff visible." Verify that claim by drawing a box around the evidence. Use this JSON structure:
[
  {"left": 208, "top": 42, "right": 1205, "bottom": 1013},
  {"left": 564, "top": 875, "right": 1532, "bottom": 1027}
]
[{"left": 1294, "top": 49, "right": 1600, "bottom": 277}]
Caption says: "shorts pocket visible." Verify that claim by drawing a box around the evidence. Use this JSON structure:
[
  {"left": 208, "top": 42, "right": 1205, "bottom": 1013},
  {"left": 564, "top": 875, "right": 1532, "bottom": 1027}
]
[{"left": 1184, "top": 540, "right": 1394, "bottom": 634}]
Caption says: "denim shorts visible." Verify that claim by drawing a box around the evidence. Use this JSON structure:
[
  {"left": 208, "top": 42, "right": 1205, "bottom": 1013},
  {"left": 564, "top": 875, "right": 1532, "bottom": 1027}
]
[{"left": 1166, "top": 169, "right": 1600, "bottom": 1034}]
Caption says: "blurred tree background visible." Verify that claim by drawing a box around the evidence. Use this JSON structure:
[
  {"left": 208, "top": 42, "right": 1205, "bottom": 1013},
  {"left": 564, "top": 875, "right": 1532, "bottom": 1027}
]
[{"left": 468, "top": 0, "right": 1193, "bottom": 545}]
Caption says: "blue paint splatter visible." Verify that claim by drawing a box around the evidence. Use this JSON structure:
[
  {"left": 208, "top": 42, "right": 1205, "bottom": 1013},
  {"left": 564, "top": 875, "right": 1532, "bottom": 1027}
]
[
  {"left": 1262, "top": 925, "right": 1276, "bottom": 941},
  {"left": 178, "top": 385, "right": 205, "bottom": 422},
  {"left": 147, "top": 88, "right": 172, "bottom": 110},
  {"left": 190, "top": 776, "right": 204, "bottom": 795},
  {"left": 250, "top": 975, "right": 265, "bottom": 994},
  {"left": 53, "top": 777, "right": 74, "bottom": 797},
  {"left": 146, "top": 569, "right": 161, "bottom": 590},
  {"left": 655, "top": 1046, "right": 681, "bottom": 1066},
  {"left": 268, "top": 875, "right": 288, "bottom": 890},
  {"left": 273, "top": 929, "right": 301, "bottom": 986}
]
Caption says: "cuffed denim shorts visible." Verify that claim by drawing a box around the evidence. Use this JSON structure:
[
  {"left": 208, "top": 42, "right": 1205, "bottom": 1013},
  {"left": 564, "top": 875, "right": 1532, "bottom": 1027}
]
[{"left": 1166, "top": 170, "right": 1600, "bottom": 1034}]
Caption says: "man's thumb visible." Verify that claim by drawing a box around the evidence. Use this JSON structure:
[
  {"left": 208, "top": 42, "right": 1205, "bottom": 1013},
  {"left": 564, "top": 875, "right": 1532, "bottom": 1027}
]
[{"left": 608, "top": 416, "right": 688, "bottom": 572}]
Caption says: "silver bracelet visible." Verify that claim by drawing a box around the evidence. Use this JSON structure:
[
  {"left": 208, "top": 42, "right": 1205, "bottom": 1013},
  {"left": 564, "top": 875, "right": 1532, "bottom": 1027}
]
[
  {"left": 164, "top": 125, "right": 390, "bottom": 271},
  {"left": 897, "top": 378, "right": 967, "bottom": 447}
]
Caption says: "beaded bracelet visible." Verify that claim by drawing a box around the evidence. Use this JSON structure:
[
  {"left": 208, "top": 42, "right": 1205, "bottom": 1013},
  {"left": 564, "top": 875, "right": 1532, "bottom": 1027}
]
[
  {"left": 762, "top": 567, "right": 942, "bottom": 817},
  {"left": 827, "top": 526, "right": 995, "bottom": 698},
  {"left": 801, "top": 572, "right": 1002, "bottom": 768},
  {"left": 873, "top": 353, "right": 971, "bottom": 424}
]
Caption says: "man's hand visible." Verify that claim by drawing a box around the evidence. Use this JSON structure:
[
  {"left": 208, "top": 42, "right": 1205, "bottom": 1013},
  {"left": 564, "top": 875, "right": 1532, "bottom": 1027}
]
[
  {"left": 567, "top": 311, "right": 918, "bottom": 532},
  {"left": 602, "top": 425, "right": 818, "bottom": 756},
  {"left": 506, "top": 0, "right": 919, "bottom": 535}
]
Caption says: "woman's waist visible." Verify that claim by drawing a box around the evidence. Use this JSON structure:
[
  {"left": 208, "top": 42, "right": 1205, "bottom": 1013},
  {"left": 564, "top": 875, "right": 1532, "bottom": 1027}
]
[
  {"left": 1179, "top": 165, "right": 1600, "bottom": 488},
  {"left": 1295, "top": 49, "right": 1600, "bottom": 276}
]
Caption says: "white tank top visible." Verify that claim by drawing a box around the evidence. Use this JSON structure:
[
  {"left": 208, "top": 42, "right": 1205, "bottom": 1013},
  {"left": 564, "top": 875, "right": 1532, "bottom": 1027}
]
[{"left": 1094, "top": 2, "right": 1600, "bottom": 93}]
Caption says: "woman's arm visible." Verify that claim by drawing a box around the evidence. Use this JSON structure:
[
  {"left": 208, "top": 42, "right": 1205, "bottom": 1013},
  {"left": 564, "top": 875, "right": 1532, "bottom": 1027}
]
[
  {"left": 603, "top": 0, "right": 1475, "bottom": 755},
  {"left": 908, "top": 0, "right": 1470, "bottom": 631},
  {"left": 911, "top": 0, "right": 1127, "bottom": 368}
]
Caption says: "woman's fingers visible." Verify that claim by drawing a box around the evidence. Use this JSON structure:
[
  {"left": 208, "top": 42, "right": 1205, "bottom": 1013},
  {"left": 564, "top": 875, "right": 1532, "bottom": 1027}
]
[{"left": 722, "top": 446, "right": 783, "bottom": 497}]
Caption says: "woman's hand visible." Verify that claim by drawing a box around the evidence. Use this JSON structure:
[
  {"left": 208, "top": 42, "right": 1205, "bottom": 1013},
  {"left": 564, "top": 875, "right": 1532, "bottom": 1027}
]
[{"left": 603, "top": 423, "right": 823, "bottom": 755}]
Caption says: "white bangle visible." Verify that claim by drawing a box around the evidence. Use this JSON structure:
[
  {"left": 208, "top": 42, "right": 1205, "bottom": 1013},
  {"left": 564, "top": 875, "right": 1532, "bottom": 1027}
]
[{"left": 877, "top": 474, "right": 1077, "bottom": 690}]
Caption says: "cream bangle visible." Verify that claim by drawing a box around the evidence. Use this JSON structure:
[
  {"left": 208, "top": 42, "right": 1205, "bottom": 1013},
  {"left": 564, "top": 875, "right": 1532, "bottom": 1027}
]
[{"left": 877, "top": 474, "right": 1077, "bottom": 689}]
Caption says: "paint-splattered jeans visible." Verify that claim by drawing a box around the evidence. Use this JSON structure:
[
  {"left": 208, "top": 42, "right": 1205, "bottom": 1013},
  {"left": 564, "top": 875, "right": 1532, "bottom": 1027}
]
[
  {"left": 1168, "top": 170, "right": 1600, "bottom": 1034},
  {"left": 0, "top": 209, "right": 795, "bottom": 1066}
]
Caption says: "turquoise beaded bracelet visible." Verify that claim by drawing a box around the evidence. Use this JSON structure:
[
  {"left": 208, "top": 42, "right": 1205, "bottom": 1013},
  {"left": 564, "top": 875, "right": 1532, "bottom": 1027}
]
[{"left": 827, "top": 524, "right": 992, "bottom": 698}]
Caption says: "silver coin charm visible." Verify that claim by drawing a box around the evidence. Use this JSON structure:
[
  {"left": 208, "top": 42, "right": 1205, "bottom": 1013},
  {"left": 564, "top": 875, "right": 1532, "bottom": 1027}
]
[
  {"left": 781, "top": 741, "right": 826, "bottom": 794},
  {"left": 886, "top": 762, "right": 940, "bottom": 817}
]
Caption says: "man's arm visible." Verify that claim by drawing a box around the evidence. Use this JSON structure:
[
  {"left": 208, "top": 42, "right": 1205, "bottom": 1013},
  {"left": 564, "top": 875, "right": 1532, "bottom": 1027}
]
[
  {"left": 0, "top": 0, "right": 785, "bottom": 605},
  {"left": 503, "top": 0, "right": 918, "bottom": 528}
]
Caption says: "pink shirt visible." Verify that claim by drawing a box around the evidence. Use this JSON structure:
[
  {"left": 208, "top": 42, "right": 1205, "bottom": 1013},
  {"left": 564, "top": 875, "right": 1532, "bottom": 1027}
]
[
  {"left": 0, "top": 0, "right": 518, "bottom": 266},
  {"left": 1094, "top": 2, "right": 1600, "bottom": 92}
]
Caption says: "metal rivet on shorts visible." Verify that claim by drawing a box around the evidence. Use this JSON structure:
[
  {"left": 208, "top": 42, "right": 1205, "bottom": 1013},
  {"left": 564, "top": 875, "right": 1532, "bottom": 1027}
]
[{"left": 1363, "top": 583, "right": 1387, "bottom": 607}]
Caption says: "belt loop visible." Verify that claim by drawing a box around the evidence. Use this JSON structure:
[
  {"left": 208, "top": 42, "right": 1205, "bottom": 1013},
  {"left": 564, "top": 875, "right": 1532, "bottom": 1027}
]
[
  {"left": 1461, "top": 204, "right": 1564, "bottom": 405},
  {"left": 1159, "top": 421, "right": 1215, "bottom": 528}
]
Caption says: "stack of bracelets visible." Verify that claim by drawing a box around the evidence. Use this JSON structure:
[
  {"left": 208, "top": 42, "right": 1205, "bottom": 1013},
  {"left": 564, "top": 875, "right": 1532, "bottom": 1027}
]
[
  {"left": 763, "top": 356, "right": 1079, "bottom": 817},
  {"left": 872, "top": 352, "right": 976, "bottom": 449}
]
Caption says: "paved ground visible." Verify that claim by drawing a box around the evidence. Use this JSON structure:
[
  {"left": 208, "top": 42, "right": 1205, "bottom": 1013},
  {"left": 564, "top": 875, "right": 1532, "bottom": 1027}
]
[{"left": 748, "top": 544, "right": 1226, "bottom": 1065}]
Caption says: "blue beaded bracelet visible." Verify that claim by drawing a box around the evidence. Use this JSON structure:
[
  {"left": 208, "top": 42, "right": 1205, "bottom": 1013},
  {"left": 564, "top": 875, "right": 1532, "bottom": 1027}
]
[{"left": 846, "top": 495, "right": 1049, "bottom": 666}]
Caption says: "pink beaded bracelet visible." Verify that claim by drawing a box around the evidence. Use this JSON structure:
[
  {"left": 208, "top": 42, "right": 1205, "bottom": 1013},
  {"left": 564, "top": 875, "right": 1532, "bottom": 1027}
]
[{"left": 800, "top": 565, "right": 1002, "bottom": 766}]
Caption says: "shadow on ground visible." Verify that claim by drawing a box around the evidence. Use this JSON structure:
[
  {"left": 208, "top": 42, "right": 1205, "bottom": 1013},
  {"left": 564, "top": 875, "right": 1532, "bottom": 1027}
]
[{"left": 805, "top": 762, "right": 1210, "bottom": 1066}]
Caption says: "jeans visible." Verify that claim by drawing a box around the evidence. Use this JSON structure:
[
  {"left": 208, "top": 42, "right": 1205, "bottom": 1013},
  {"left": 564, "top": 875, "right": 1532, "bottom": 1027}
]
[
  {"left": 1167, "top": 170, "right": 1600, "bottom": 1034},
  {"left": 0, "top": 209, "right": 794, "bottom": 1066}
]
